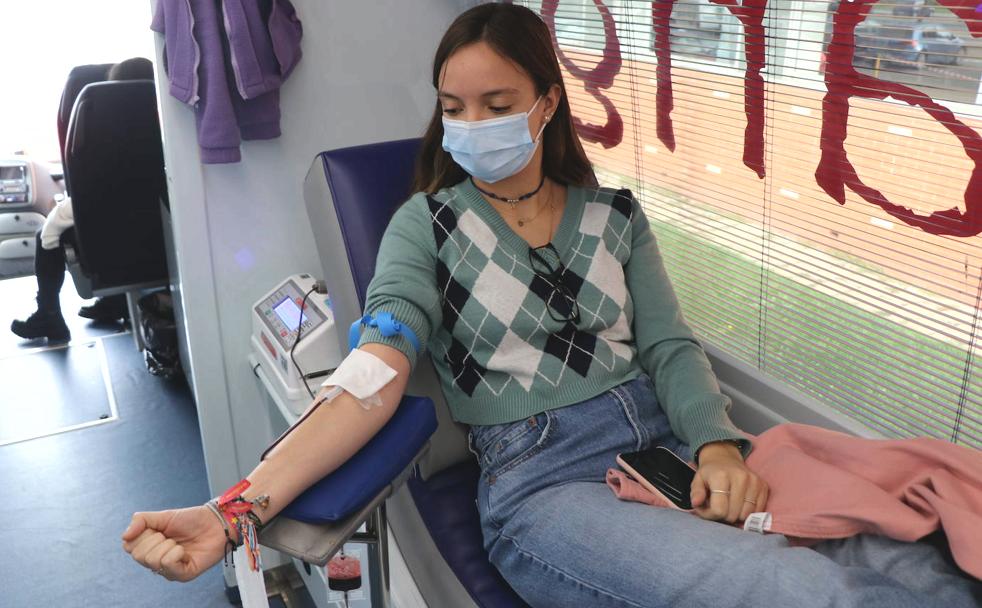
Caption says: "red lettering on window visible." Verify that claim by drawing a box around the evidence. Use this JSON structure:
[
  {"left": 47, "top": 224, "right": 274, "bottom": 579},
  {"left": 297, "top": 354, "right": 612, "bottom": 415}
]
[
  {"left": 541, "top": 0, "right": 624, "bottom": 149},
  {"left": 532, "top": 0, "right": 980, "bottom": 236},
  {"left": 708, "top": 0, "right": 768, "bottom": 178},
  {"left": 816, "top": 0, "right": 982, "bottom": 236},
  {"left": 651, "top": 0, "right": 678, "bottom": 152},
  {"left": 650, "top": 0, "right": 767, "bottom": 177}
]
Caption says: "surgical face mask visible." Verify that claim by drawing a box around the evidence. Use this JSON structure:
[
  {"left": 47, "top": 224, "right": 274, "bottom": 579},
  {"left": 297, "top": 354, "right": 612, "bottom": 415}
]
[{"left": 442, "top": 96, "right": 547, "bottom": 184}]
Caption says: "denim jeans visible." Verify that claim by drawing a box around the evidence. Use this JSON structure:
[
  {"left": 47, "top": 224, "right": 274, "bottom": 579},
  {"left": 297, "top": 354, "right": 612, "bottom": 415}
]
[{"left": 469, "top": 375, "right": 981, "bottom": 608}]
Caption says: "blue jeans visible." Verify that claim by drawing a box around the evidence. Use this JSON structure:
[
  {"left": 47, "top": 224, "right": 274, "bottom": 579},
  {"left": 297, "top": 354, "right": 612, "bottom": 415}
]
[{"left": 469, "top": 375, "right": 981, "bottom": 608}]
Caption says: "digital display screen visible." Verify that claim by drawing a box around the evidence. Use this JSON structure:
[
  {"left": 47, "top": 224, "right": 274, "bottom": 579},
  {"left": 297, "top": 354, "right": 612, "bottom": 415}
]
[
  {"left": 273, "top": 296, "right": 307, "bottom": 331},
  {"left": 0, "top": 165, "right": 25, "bottom": 180}
]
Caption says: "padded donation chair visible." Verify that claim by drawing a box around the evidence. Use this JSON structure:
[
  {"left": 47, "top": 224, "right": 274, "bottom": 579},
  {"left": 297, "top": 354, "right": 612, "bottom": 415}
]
[
  {"left": 62, "top": 79, "right": 169, "bottom": 348},
  {"left": 258, "top": 139, "right": 530, "bottom": 607}
]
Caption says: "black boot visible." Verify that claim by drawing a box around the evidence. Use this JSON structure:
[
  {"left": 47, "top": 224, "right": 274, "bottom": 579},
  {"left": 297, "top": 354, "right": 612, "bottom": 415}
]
[
  {"left": 11, "top": 309, "right": 71, "bottom": 343},
  {"left": 78, "top": 295, "right": 129, "bottom": 322}
]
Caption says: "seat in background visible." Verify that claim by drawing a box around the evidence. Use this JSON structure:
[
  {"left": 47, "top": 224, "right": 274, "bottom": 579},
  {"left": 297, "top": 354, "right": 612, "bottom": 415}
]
[
  {"left": 62, "top": 79, "right": 169, "bottom": 348},
  {"left": 57, "top": 63, "right": 113, "bottom": 196}
]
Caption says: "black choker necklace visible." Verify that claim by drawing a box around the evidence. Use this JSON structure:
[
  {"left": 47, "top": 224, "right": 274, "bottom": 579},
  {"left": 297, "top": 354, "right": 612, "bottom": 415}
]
[{"left": 471, "top": 176, "right": 546, "bottom": 207}]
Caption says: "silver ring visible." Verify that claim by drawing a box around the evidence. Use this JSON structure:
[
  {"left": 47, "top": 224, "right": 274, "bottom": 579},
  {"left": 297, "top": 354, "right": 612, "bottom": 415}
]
[
  {"left": 709, "top": 489, "right": 730, "bottom": 496},
  {"left": 153, "top": 568, "right": 164, "bottom": 576}
]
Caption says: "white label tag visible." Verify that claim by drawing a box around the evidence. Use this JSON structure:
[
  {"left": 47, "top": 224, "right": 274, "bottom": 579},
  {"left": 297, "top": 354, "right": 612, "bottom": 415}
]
[
  {"left": 743, "top": 512, "right": 773, "bottom": 534},
  {"left": 233, "top": 546, "right": 270, "bottom": 608}
]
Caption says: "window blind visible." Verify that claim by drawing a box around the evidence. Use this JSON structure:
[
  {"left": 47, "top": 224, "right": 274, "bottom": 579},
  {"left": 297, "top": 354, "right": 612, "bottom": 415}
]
[{"left": 514, "top": 0, "right": 982, "bottom": 448}]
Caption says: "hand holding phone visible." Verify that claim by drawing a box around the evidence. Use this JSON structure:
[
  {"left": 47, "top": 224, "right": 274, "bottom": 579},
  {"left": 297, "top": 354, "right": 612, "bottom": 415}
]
[{"left": 616, "top": 446, "right": 696, "bottom": 511}]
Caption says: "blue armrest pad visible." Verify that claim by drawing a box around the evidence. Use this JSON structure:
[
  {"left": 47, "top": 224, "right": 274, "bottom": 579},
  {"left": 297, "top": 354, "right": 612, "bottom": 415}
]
[{"left": 280, "top": 395, "right": 437, "bottom": 523}]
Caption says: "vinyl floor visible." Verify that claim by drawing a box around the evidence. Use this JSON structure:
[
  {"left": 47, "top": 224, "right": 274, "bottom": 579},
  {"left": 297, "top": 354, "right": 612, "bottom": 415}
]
[
  {"left": 0, "top": 341, "right": 114, "bottom": 445},
  {"left": 0, "top": 274, "right": 316, "bottom": 607}
]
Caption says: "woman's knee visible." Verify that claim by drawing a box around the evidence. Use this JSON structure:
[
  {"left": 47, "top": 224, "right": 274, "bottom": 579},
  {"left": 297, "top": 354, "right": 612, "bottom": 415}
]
[{"left": 488, "top": 530, "right": 652, "bottom": 608}]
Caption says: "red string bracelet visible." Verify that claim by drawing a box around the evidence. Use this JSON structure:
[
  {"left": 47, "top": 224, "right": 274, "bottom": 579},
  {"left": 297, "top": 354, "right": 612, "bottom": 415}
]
[{"left": 212, "top": 479, "right": 269, "bottom": 571}]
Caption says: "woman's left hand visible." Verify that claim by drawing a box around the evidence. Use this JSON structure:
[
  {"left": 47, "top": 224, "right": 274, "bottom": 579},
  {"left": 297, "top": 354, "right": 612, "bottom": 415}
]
[{"left": 689, "top": 441, "right": 768, "bottom": 523}]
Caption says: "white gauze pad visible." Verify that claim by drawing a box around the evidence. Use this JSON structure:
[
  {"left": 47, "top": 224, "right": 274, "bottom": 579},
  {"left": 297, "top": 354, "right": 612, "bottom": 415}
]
[{"left": 321, "top": 349, "right": 398, "bottom": 410}]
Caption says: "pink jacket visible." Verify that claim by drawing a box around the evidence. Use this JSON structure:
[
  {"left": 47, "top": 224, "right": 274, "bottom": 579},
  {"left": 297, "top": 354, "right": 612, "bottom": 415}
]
[{"left": 606, "top": 423, "right": 982, "bottom": 580}]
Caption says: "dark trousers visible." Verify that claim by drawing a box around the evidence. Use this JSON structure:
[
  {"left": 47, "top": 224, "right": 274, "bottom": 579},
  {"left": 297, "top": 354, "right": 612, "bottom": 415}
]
[{"left": 34, "top": 228, "right": 69, "bottom": 314}]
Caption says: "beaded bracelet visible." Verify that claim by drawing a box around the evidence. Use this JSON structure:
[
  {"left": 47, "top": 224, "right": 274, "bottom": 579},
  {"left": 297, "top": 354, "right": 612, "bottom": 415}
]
[{"left": 205, "top": 499, "right": 241, "bottom": 567}]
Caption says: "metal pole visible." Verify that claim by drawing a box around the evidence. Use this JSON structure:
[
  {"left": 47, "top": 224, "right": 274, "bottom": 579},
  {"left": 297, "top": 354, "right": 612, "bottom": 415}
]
[
  {"left": 377, "top": 502, "right": 391, "bottom": 608},
  {"left": 125, "top": 290, "right": 144, "bottom": 351},
  {"left": 365, "top": 504, "right": 391, "bottom": 608}
]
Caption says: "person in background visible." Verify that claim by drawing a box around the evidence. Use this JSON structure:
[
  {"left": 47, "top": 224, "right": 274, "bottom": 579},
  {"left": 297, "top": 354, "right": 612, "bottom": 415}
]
[{"left": 10, "top": 57, "right": 154, "bottom": 343}]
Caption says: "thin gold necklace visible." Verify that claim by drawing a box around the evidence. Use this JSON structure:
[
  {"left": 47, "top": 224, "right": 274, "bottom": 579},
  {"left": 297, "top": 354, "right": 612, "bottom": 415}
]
[
  {"left": 544, "top": 191, "right": 556, "bottom": 242},
  {"left": 516, "top": 195, "right": 552, "bottom": 228},
  {"left": 516, "top": 183, "right": 552, "bottom": 228},
  {"left": 529, "top": 192, "right": 556, "bottom": 249}
]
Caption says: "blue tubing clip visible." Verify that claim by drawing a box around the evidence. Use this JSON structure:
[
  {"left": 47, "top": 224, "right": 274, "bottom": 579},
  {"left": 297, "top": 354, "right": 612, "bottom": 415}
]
[{"left": 349, "top": 312, "right": 422, "bottom": 355}]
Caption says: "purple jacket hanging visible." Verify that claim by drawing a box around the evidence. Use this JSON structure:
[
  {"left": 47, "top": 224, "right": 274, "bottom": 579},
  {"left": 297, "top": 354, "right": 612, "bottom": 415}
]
[{"left": 151, "top": 0, "right": 303, "bottom": 164}]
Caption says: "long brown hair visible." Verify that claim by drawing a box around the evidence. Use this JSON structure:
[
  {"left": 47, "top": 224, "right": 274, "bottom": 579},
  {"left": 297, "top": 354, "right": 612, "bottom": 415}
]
[{"left": 413, "top": 3, "right": 596, "bottom": 194}]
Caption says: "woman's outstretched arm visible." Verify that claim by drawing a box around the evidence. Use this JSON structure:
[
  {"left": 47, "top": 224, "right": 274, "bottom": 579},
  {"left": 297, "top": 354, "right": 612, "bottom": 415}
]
[{"left": 122, "top": 342, "right": 410, "bottom": 582}]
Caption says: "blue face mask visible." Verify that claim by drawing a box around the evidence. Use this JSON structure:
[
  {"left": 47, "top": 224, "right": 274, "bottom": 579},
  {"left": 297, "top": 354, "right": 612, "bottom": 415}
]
[{"left": 442, "top": 96, "right": 547, "bottom": 184}]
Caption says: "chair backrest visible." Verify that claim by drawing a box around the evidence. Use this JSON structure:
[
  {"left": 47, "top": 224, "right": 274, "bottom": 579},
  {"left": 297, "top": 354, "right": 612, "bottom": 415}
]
[
  {"left": 57, "top": 64, "right": 113, "bottom": 195},
  {"left": 64, "top": 80, "right": 168, "bottom": 288},
  {"left": 304, "top": 139, "right": 472, "bottom": 479}
]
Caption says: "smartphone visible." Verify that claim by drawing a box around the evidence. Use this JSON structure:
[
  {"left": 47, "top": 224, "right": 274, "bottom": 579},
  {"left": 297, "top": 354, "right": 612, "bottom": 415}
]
[{"left": 616, "top": 446, "right": 696, "bottom": 511}]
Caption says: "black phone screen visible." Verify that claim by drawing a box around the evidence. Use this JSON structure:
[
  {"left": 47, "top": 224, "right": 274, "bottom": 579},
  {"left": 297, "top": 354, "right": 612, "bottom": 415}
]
[{"left": 620, "top": 447, "right": 696, "bottom": 510}]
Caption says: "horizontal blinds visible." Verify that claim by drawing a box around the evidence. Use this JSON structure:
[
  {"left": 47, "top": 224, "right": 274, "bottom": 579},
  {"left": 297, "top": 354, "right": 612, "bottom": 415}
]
[{"left": 517, "top": 0, "right": 982, "bottom": 449}]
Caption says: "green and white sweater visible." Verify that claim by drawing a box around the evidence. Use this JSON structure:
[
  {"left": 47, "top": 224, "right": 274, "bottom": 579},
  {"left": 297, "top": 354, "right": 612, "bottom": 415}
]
[{"left": 358, "top": 179, "right": 748, "bottom": 454}]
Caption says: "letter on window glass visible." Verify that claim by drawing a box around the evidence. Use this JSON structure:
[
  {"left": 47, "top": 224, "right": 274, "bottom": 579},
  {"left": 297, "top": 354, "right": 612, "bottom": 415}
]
[
  {"left": 707, "top": 0, "right": 767, "bottom": 178},
  {"left": 541, "top": 0, "right": 625, "bottom": 149},
  {"left": 650, "top": 0, "right": 768, "bottom": 177},
  {"left": 816, "top": 0, "right": 982, "bottom": 237},
  {"left": 652, "top": 0, "right": 679, "bottom": 151}
]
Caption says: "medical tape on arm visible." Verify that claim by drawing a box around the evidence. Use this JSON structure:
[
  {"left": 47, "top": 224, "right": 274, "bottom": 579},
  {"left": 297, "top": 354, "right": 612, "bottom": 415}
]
[{"left": 320, "top": 349, "right": 398, "bottom": 410}]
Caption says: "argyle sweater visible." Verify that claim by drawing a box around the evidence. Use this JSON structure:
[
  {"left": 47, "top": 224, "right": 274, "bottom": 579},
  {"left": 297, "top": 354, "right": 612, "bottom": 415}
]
[{"left": 357, "top": 179, "right": 749, "bottom": 454}]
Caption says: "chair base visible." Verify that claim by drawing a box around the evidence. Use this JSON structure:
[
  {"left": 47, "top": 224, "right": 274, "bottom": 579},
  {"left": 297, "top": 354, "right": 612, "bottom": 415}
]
[
  {"left": 64, "top": 245, "right": 168, "bottom": 351},
  {"left": 260, "top": 490, "right": 395, "bottom": 608}
]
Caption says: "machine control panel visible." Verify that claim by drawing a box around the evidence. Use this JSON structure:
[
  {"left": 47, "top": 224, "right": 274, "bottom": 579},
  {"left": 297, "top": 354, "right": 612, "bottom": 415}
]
[
  {"left": 251, "top": 273, "right": 342, "bottom": 405},
  {"left": 0, "top": 162, "right": 30, "bottom": 204},
  {"left": 255, "top": 276, "right": 329, "bottom": 350}
]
